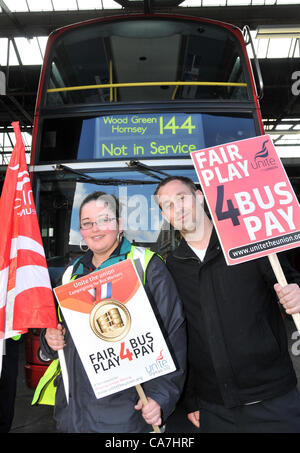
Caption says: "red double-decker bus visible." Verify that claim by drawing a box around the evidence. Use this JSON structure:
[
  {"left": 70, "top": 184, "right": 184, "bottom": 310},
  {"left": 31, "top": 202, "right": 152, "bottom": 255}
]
[{"left": 26, "top": 13, "right": 264, "bottom": 386}]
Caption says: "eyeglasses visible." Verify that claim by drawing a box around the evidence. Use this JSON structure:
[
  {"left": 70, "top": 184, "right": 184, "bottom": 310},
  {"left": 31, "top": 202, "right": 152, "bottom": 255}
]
[{"left": 80, "top": 216, "right": 117, "bottom": 230}]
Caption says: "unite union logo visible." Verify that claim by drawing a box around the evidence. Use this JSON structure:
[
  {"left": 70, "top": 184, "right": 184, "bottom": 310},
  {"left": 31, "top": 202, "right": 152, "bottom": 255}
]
[
  {"left": 14, "top": 170, "right": 36, "bottom": 216},
  {"left": 250, "top": 138, "right": 277, "bottom": 171},
  {"left": 145, "top": 350, "right": 170, "bottom": 376}
]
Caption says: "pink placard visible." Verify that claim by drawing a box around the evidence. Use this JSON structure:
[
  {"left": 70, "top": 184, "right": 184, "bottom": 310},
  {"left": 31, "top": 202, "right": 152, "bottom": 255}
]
[{"left": 191, "top": 135, "right": 300, "bottom": 265}]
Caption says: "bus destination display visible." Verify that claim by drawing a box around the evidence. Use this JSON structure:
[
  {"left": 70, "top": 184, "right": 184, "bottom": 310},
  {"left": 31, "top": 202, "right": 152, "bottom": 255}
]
[{"left": 78, "top": 113, "right": 205, "bottom": 160}]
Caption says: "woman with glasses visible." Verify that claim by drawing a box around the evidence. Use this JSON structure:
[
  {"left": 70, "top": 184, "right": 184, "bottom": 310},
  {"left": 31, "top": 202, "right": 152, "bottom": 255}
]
[{"left": 38, "top": 191, "right": 186, "bottom": 433}]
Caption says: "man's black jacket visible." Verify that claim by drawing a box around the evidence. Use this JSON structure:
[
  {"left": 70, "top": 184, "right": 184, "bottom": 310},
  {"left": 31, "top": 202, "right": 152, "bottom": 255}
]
[{"left": 166, "top": 228, "right": 299, "bottom": 410}]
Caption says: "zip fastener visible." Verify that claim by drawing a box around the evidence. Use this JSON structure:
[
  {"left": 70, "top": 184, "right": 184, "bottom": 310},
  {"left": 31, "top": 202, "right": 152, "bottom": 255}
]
[{"left": 172, "top": 254, "right": 201, "bottom": 264}]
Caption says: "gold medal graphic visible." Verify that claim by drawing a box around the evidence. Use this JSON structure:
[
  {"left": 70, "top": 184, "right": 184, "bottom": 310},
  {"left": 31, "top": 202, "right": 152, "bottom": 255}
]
[{"left": 89, "top": 299, "right": 131, "bottom": 342}]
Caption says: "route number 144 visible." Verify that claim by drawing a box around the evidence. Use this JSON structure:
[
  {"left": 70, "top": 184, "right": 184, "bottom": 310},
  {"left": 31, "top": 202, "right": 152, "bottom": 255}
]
[{"left": 159, "top": 116, "right": 195, "bottom": 135}]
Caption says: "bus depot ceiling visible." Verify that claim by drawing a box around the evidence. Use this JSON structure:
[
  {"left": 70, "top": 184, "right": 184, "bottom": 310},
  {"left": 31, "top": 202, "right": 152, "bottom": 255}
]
[{"left": 0, "top": 0, "right": 300, "bottom": 165}]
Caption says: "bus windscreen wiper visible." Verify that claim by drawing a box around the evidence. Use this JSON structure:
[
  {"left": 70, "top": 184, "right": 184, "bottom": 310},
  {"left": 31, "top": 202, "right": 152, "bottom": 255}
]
[
  {"left": 127, "top": 160, "right": 170, "bottom": 181},
  {"left": 54, "top": 164, "right": 158, "bottom": 185}
]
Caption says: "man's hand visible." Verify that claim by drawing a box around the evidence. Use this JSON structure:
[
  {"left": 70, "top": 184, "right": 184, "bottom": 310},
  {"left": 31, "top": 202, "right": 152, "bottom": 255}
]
[
  {"left": 274, "top": 283, "right": 300, "bottom": 315},
  {"left": 187, "top": 410, "right": 200, "bottom": 428}
]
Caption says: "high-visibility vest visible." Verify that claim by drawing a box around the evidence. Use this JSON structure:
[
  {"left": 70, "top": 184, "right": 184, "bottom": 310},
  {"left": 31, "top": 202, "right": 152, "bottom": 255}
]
[{"left": 32, "top": 246, "right": 157, "bottom": 406}]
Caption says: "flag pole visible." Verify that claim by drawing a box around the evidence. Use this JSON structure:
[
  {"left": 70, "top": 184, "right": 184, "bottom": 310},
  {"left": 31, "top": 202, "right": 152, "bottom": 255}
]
[
  {"left": 268, "top": 253, "right": 300, "bottom": 334},
  {"left": 0, "top": 339, "right": 4, "bottom": 377},
  {"left": 58, "top": 349, "right": 69, "bottom": 404}
]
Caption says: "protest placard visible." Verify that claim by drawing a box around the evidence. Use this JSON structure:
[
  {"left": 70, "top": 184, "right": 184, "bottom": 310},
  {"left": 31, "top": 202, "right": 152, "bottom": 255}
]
[
  {"left": 53, "top": 258, "right": 176, "bottom": 401},
  {"left": 191, "top": 134, "right": 300, "bottom": 266},
  {"left": 191, "top": 135, "right": 300, "bottom": 333}
]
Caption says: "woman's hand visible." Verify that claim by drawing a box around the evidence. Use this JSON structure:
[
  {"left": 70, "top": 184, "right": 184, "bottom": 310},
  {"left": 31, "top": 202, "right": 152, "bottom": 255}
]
[
  {"left": 134, "top": 397, "right": 162, "bottom": 427},
  {"left": 45, "top": 323, "right": 66, "bottom": 351}
]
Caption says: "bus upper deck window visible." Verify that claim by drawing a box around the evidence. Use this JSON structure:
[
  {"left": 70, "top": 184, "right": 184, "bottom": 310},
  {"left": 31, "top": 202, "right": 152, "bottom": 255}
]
[{"left": 44, "top": 18, "right": 251, "bottom": 106}]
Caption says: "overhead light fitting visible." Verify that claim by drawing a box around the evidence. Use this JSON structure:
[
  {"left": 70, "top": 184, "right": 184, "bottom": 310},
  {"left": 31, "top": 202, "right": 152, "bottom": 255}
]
[
  {"left": 0, "top": 71, "right": 6, "bottom": 96},
  {"left": 114, "top": 0, "right": 183, "bottom": 6},
  {"left": 256, "top": 25, "right": 300, "bottom": 39}
]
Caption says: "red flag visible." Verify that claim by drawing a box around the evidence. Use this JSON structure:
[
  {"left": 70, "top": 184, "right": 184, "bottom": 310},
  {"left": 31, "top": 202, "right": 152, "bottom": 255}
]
[{"left": 0, "top": 122, "right": 57, "bottom": 341}]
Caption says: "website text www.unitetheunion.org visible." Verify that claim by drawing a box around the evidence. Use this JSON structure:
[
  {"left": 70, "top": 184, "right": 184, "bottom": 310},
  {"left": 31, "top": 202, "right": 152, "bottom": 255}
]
[{"left": 229, "top": 231, "right": 300, "bottom": 260}]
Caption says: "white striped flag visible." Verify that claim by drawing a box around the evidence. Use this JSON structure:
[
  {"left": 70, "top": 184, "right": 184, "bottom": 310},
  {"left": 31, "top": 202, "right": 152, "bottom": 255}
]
[{"left": 0, "top": 122, "right": 57, "bottom": 372}]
